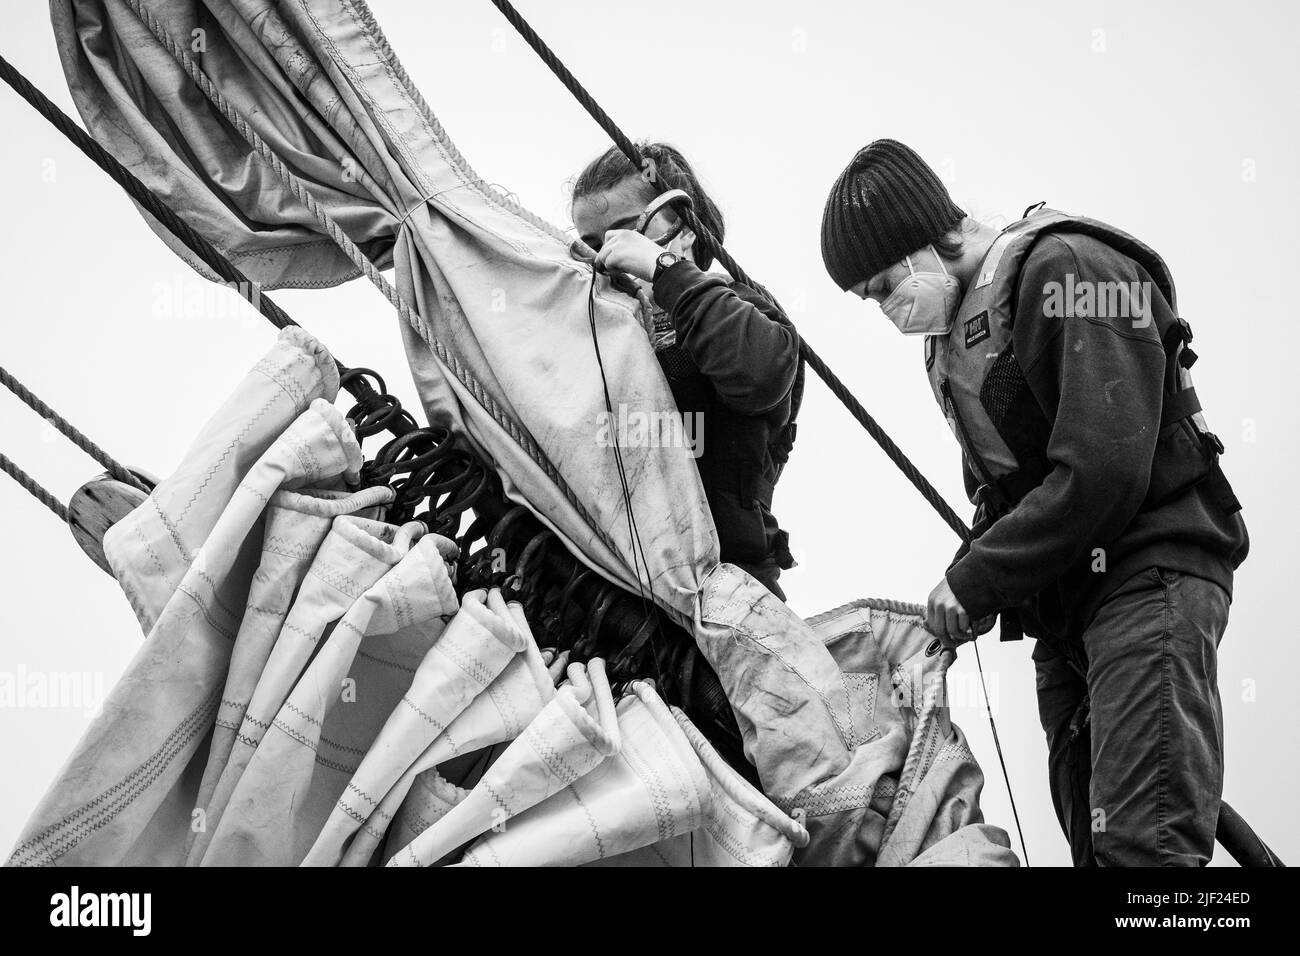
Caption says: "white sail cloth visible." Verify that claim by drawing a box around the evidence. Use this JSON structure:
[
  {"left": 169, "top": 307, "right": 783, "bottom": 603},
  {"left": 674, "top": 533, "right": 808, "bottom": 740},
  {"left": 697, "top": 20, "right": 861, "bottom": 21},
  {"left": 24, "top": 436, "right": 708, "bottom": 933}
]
[
  {"left": 461, "top": 683, "right": 810, "bottom": 868},
  {"left": 309, "top": 597, "right": 554, "bottom": 866},
  {"left": 47, "top": 0, "right": 1017, "bottom": 864},
  {"left": 7, "top": 331, "right": 810, "bottom": 867}
]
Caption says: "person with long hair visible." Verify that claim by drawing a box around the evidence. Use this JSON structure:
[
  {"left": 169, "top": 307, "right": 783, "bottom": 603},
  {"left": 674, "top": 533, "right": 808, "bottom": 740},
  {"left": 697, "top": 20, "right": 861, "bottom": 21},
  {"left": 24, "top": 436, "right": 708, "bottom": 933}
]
[{"left": 571, "top": 142, "right": 800, "bottom": 599}]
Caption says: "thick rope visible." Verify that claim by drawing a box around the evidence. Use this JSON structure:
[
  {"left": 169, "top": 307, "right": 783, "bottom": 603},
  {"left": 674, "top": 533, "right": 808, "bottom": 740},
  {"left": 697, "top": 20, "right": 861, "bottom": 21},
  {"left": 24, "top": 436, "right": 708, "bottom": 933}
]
[
  {"left": 0, "top": 452, "right": 70, "bottom": 524},
  {"left": 489, "top": 0, "right": 971, "bottom": 543},
  {"left": 0, "top": 365, "right": 149, "bottom": 493},
  {"left": 108, "top": 1, "right": 621, "bottom": 563}
]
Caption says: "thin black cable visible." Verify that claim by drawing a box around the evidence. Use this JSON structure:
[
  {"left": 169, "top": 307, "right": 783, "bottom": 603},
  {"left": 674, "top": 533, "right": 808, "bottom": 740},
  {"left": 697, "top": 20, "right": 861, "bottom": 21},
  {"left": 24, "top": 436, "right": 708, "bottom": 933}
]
[
  {"left": 587, "top": 273, "right": 667, "bottom": 688},
  {"left": 971, "top": 632, "right": 1029, "bottom": 864}
]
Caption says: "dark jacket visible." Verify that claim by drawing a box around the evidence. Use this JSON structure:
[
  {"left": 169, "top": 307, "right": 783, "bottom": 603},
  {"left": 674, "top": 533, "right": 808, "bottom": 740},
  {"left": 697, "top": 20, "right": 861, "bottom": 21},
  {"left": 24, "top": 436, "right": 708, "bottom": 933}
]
[
  {"left": 650, "top": 259, "right": 800, "bottom": 595},
  {"left": 945, "top": 232, "right": 1249, "bottom": 642}
]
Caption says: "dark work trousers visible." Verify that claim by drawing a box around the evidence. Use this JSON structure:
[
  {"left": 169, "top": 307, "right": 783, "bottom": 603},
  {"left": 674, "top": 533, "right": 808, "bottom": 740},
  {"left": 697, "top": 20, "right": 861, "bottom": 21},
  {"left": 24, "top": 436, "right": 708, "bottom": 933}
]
[{"left": 1031, "top": 567, "right": 1230, "bottom": 866}]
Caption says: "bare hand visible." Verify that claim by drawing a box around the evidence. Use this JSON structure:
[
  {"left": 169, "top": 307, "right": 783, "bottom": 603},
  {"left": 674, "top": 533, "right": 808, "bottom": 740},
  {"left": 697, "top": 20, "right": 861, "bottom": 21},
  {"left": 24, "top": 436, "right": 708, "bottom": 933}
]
[
  {"left": 926, "top": 577, "right": 972, "bottom": 649},
  {"left": 593, "top": 229, "right": 662, "bottom": 282}
]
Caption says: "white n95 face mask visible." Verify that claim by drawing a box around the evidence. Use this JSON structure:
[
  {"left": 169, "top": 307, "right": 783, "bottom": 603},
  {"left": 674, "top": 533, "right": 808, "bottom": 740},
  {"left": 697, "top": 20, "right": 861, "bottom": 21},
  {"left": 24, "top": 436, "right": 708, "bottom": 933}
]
[{"left": 879, "top": 246, "right": 961, "bottom": 336}]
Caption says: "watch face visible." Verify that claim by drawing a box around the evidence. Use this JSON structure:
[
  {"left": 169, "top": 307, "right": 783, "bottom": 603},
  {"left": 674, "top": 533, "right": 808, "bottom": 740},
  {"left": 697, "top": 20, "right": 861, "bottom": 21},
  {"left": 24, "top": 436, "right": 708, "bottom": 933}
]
[{"left": 657, "top": 252, "right": 679, "bottom": 270}]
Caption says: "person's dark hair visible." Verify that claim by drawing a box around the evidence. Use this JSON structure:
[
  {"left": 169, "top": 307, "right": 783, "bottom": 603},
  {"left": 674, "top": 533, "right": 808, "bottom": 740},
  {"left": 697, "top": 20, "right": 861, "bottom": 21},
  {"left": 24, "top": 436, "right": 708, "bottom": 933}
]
[
  {"left": 932, "top": 216, "right": 978, "bottom": 259},
  {"left": 572, "top": 141, "right": 725, "bottom": 270}
]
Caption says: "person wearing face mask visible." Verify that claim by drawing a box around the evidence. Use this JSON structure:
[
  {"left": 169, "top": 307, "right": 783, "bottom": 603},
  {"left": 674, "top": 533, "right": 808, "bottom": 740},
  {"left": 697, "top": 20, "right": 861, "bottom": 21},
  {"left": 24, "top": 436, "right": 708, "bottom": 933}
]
[
  {"left": 820, "top": 139, "right": 1248, "bottom": 866},
  {"left": 571, "top": 142, "right": 802, "bottom": 599}
]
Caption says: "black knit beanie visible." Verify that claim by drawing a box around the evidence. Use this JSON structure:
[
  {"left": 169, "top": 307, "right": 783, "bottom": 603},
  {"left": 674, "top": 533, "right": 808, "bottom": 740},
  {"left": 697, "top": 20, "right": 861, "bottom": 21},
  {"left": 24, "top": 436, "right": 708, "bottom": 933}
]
[{"left": 820, "top": 139, "right": 966, "bottom": 291}]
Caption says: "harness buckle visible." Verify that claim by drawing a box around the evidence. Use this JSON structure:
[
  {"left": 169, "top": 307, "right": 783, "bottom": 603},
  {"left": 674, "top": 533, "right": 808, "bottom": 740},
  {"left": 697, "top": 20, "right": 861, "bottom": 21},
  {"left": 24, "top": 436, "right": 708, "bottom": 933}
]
[
  {"left": 974, "top": 481, "right": 1012, "bottom": 518},
  {"left": 1171, "top": 315, "right": 1199, "bottom": 368}
]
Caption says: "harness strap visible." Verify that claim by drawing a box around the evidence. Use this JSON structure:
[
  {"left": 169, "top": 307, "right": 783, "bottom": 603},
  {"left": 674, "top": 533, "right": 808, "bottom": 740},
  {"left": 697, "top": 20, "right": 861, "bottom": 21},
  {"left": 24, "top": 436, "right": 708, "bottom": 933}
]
[{"left": 1160, "top": 386, "right": 1201, "bottom": 430}]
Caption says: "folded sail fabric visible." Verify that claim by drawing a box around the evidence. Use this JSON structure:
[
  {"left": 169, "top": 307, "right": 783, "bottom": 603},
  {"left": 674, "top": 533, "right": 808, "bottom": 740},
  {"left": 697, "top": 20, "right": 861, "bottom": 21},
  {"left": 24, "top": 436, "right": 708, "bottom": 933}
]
[
  {"left": 459, "top": 682, "right": 804, "bottom": 868},
  {"left": 387, "top": 661, "right": 621, "bottom": 867},
  {"left": 328, "top": 600, "right": 553, "bottom": 867},
  {"left": 103, "top": 327, "right": 341, "bottom": 632},
  {"left": 195, "top": 530, "right": 460, "bottom": 866},
  {"left": 185, "top": 514, "right": 418, "bottom": 863},
  {"left": 192, "top": 485, "right": 395, "bottom": 835},
  {"left": 584, "top": 699, "right": 810, "bottom": 868},
  {"left": 806, "top": 599, "right": 1019, "bottom": 868},
  {"left": 6, "top": 321, "right": 1013, "bottom": 869},
  {"left": 8, "top": 336, "right": 361, "bottom": 867},
  {"left": 303, "top": 588, "right": 526, "bottom": 865}
]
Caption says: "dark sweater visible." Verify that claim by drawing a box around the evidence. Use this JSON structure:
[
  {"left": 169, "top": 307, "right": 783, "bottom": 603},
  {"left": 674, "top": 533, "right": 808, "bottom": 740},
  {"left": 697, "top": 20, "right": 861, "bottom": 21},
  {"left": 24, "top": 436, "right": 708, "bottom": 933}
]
[
  {"left": 650, "top": 260, "right": 800, "bottom": 590},
  {"left": 945, "top": 233, "right": 1249, "bottom": 641}
]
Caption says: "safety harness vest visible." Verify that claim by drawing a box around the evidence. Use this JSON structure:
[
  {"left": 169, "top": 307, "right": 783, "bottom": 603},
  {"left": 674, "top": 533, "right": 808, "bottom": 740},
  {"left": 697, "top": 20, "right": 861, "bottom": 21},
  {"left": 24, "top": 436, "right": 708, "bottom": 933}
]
[{"left": 925, "top": 207, "right": 1239, "bottom": 521}]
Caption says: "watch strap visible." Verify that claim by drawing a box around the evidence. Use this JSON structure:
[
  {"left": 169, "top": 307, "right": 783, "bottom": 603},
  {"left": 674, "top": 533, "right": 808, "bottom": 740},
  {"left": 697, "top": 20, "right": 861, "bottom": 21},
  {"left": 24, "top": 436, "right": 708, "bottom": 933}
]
[{"left": 653, "top": 251, "right": 680, "bottom": 283}]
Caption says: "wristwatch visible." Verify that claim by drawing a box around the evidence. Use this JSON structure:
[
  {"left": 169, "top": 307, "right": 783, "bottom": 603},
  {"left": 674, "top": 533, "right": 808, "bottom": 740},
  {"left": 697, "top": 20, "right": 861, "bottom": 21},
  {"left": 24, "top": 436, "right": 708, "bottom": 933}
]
[{"left": 652, "top": 250, "right": 681, "bottom": 283}]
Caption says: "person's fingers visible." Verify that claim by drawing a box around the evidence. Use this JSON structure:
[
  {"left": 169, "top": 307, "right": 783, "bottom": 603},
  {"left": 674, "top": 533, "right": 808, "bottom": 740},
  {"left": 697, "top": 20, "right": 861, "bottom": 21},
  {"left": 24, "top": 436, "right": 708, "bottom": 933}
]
[
  {"left": 929, "top": 606, "right": 948, "bottom": 643},
  {"left": 944, "top": 604, "right": 963, "bottom": 643}
]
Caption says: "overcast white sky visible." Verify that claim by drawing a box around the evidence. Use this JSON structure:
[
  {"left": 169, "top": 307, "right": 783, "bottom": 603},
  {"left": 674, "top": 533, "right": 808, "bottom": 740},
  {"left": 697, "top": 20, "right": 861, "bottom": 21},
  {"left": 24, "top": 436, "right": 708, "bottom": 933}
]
[{"left": 1, "top": 0, "right": 1296, "bottom": 866}]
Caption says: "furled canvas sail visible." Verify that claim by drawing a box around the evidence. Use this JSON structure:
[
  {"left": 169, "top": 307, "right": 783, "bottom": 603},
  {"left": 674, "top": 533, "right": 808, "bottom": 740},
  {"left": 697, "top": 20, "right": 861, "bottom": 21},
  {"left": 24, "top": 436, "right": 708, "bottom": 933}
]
[
  {"left": 305, "top": 589, "right": 539, "bottom": 866},
  {"left": 314, "top": 599, "right": 553, "bottom": 867},
  {"left": 459, "top": 682, "right": 806, "bottom": 868},
  {"left": 192, "top": 525, "right": 461, "bottom": 866},
  {"left": 194, "top": 484, "right": 396, "bottom": 829},
  {"left": 9, "top": 330, "right": 358, "bottom": 866},
  {"left": 7, "top": 332, "right": 814, "bottom": 867}
]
